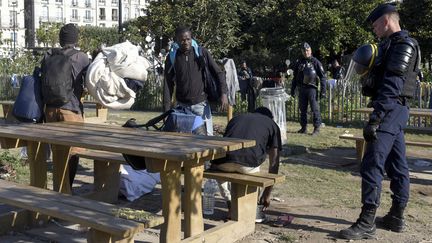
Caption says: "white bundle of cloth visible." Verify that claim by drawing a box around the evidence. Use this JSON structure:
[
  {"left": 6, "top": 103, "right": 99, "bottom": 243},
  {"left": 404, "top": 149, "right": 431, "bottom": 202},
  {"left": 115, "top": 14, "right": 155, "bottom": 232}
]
[{"left": 86, "top": 41, "right": 151, "bottom": 109}]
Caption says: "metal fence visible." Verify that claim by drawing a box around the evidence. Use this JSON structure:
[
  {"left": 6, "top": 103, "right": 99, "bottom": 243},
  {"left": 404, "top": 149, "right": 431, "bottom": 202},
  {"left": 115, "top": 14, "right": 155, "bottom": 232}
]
[{"left": 1, "top": 72, "right": 431, "bottom": 127}]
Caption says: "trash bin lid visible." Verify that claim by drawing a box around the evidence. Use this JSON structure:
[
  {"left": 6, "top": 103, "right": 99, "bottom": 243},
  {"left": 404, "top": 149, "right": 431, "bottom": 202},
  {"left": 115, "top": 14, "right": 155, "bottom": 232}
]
[{"left": 260, "top": 87, "right": 288, "bottom": 97}]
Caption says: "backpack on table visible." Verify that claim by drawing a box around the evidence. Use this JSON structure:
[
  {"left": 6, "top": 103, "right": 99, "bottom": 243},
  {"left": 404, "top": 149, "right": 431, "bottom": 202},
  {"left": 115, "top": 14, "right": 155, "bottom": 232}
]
[
  {"left": 122, "top": 108, "right": 206, "bottom": 170},
  {"left": 41, "top": 48, "right": 79, "bottom": 106},
  {"left": 12, "top": 67, "right": 44, "bottom": 123}
]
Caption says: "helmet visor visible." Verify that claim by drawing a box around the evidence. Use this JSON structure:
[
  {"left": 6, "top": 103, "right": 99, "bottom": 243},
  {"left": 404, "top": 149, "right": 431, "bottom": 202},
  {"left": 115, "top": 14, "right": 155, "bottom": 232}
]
[{"left": 344, "top": 59, "right": 367, "bottom": 86}]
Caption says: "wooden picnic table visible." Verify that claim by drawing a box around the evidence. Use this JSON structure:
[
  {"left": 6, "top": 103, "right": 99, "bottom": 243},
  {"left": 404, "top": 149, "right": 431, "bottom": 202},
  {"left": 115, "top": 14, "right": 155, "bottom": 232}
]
[
  {"left": 353, "top": 107, "right": 432, "bottom": 118},
  {"left": 0, "top": 121, "right": 255, "bottom": 243}
]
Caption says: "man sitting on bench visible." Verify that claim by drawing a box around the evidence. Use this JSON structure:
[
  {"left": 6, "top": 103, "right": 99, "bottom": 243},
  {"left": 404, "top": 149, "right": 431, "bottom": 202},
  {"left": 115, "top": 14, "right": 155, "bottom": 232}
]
[{"left": 211, "top": 107, "right": 282, "bottom": 222}]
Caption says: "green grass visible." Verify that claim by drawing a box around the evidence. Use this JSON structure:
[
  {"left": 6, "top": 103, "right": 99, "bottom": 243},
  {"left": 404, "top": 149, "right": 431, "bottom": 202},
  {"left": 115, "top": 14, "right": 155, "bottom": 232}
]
[
  {"left": 277, "top": 232, "right": 297, "bottom": 242},
  {"left": 0, "top": 150, "right": 29, "bottom": 184}
]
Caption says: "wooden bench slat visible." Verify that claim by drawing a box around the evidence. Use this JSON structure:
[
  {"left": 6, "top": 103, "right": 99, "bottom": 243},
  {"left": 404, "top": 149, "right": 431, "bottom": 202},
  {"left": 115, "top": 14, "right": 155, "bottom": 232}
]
[
  {"left": 76, "top": 149, "right": 127, "bottom": 164},
  {"left": 204, "top": 171, "right": 274, "bottom": 188},
  {"left": 249, "top": 172, "right": 285, "bottom": 184},
  {"left": 0, "top": 181, "right": 142, "bottom": 237},
  {"left": 339, "top": 134, "right": 432, "bottom": 147},
  {"left": 0, "top": 180, "right": 163, "bottom": 229},
  {"left": 76, "top": 150, "right": 284, "bottom": 188}
]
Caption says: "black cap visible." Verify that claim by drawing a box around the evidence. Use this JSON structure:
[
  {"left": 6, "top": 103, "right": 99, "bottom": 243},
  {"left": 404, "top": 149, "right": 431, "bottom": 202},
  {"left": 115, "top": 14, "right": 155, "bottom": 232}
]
[
  {"left": 302, "top": 42, "right": 311, "bottom": 50},
  {"left": 59, "top": 23, "right": 79, "bottom": 46},
  {"left": 366, "top": 3, "right": 397, "bottom": 23}
]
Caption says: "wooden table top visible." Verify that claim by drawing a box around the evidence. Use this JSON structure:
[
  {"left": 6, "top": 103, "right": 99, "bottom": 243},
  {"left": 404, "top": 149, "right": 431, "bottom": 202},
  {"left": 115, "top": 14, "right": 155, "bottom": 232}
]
[
  {"left": 353, "top": 107, "right": 432, "bottom": 117},
  {"left": 0, "top": 122, "right": 255, "bottom": 161}
]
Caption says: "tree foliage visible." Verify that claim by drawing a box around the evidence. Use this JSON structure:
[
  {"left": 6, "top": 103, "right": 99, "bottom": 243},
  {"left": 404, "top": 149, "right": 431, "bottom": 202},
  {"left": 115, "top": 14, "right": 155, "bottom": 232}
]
[
  {"left": 24, "top": 1, "right": 432, "bottom": 75},
  {"left": 35, "top": 22, "right": 62, "bottom": 47},
  {"left": 78, "top": 26, "right": 120, "bottom": 53},
  {"left": 400, "top": 0, "right": 432, "bottom": 69},
  {"left": 138, "top": 0, "right": 243, "bottom": 58}
]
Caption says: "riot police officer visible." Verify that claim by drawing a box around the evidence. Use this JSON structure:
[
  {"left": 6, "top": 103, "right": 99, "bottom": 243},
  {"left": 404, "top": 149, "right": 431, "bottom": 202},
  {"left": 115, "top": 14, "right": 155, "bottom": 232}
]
[
  {"left": 290, "top": 42, "right": 326, "bottom": 135},
  {"left": 339, "top": 3, "right": 421, "bottom": 240}
]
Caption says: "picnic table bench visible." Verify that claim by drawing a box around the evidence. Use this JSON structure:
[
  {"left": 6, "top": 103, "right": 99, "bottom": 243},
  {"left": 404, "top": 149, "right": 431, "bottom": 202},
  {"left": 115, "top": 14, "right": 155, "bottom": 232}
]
[
  {"left": 353, "top": 107, "right": 432, "bottom": 133},
  {"left": 74, "top": 149, "right": 285, "bottom": 243},
  {"left": 0, "top": 179, "right": 163, "bottom": 243},
  {"left": 339, "top": 134, "right": 432, "bottom": 161}
]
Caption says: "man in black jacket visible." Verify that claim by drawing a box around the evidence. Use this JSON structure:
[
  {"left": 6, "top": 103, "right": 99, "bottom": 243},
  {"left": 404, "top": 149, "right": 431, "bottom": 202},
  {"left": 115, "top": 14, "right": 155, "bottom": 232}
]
[
  {"left": 163, "top": 26, "right": 228, "bottom": 135},
  {"left": 42, "top": 23, "right": 90, "bottom": 188}
]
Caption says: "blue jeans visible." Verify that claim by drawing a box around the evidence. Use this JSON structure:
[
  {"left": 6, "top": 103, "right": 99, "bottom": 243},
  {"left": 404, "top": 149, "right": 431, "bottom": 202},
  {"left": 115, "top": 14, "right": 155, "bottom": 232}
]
[{"left": 176, "top": 101, "right": 213, "bottom": 136}]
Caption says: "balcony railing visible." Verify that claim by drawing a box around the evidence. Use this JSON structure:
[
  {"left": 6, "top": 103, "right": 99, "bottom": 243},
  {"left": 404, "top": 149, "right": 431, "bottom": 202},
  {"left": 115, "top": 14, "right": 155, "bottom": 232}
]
[
  {"left": 83, "top": 17, "right": 93, "bottom": 23},
  {"left": 112, "top": 16, "right": 118, "bottom": 21},
  {"left": 39, "top": 16, "right": 64, "bottom": 23},
  {"left": 70, "top": 16, "right": 80, "bottom": 22},
  {"left": 99, "top": 15, "right": 106, "bottom": 20}
]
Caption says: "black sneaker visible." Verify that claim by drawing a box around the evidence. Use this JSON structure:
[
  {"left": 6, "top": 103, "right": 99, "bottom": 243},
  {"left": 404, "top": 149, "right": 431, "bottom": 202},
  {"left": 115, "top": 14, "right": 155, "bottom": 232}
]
[
  {"left": 312, "top": 127, "right": 320, "bottom": 136},
  {"left": 255, "top": 205, "right": 266, "bottom": 223},
  {"left": 297, "top": 127, "right": 307, "bottom": 134}
]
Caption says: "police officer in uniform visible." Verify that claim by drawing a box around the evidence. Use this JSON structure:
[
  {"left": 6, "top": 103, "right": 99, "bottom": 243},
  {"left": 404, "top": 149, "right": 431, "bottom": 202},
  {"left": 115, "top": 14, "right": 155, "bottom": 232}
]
[
  {"left": 339, "top": 3, "right": 421, "bottom": 240},
  {"left": 290, "top": 42, "right": 326, "bottom": 135}
]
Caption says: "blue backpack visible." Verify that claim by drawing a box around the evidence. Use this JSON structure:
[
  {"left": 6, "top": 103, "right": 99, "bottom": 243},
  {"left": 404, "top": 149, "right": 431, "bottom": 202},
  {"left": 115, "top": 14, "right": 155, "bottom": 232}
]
[
  {"left": 12, "top": 68, "right": 44, "bottom": 123},
  {"left": 121, "top": 108, "right": 206, "bottom": 170}
]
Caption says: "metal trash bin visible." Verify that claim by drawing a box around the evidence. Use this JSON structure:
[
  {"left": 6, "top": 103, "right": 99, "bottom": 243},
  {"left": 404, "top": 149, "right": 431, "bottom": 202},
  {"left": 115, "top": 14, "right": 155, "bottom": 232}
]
[{"left": 260, "top": 87, "right": 289, "bottom": 144}]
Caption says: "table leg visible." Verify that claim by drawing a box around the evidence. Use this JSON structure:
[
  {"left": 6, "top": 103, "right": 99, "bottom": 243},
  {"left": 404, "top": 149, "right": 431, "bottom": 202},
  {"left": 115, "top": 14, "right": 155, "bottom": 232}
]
[
  {"left": 183, "top": 164, "right": 204, "bottom": 238},
  {"left": 27, "top": 141, "right": 47, "bottom": 189},
  {"left": 355, "top": 140, "right": 365, "bottom": 162},
  {"left": 51, "top": 144, "right": 72, "bottom": 194},
  {"left": 146, "top": 159, "right": 182, "bottom": 243}
]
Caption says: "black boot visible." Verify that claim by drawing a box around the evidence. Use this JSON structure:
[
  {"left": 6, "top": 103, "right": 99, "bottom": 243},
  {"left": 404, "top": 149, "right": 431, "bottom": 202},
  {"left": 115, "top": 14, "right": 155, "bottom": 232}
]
[
  {"left": 297, "top": 126, "right": 307, "bottom": 134},
  {"left": 312, "top": 126, "right": 320, "bottom": 136},
  {"left": 381, "top": 204, "right": 406, "bottom": 232},
  {"left": 339, "top": 205, "right": 377, "bottom": 240}
]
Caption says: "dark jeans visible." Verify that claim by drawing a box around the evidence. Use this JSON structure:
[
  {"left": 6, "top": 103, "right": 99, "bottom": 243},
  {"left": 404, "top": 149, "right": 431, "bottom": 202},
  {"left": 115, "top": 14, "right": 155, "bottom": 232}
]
[{"left": 298, "top": 87, "right": 321, "bottom": 128}]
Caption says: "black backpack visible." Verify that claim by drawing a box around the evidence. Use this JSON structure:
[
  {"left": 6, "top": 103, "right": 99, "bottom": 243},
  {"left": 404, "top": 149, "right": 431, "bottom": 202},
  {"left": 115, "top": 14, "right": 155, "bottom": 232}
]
[{"left": 41, "top": 48, "right": 79, "bottom": 106}]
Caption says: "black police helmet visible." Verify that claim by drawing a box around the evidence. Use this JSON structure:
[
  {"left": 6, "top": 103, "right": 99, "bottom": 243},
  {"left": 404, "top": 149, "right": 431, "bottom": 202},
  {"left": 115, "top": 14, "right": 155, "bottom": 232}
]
[{"left": 352, "top": 44, "right": 378, "bottom": 76}]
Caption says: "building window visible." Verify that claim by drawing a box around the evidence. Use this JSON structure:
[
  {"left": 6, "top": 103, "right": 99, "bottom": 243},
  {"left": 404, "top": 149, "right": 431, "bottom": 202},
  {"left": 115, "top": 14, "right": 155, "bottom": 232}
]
[
  {"left": 56, "top": 7, "right": 63, "bottom": 21},
  {"left": 112, "top": 0, "right": 118, "bottom": 5},
  {"left": 99, "top": 0, "right": 106, "bottom": 5},
  {"left": 71, "top": 9, "right": 78, "bottom": 21},
  {"left": 112, "top": 9, "right": 118, "bottom": 21},
  {"left": 9, "top": 10, "right": 16, "bottom": 27},
  {"left": 85, "top": 0, "right": 91, "bottom": 7},
  {"left": 72, "top": 0, "right": 78, "bottom": 6},
  {"left": 11, "top": 32, "right": 17, "bottom": 42},
  {"left": 42, "top": 6, "right": 49, "bottom": 18},
  {"left": 84, "top": 10, "right": 92, "bottom": 22},
  {"left": 124, "top": 7, "right": 129, "bottom": 20},
  {"left": 55, "top": 0, "right": 63, "bottom": 3},
  {"left": 135, "top": 8, "right": 140, "bottom": 18},
  {"left": 99, "top": 8, "right": 106, "bottom": 20}
]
